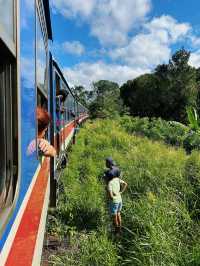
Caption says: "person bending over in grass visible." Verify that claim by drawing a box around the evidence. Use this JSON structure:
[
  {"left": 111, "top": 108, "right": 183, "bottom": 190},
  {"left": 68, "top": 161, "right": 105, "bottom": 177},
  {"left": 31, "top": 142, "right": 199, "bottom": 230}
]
[{"left": 107, "top": 172, "right": 127, "bottom": 234}]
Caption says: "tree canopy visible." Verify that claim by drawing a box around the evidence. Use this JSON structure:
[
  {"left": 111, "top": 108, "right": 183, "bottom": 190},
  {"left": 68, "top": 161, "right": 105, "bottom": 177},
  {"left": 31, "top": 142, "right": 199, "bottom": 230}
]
[
  {"left": 120, "top": 48, "right": 198, "bottom": 122},
  {"left": 89, "top": 80, "right": 124, "bottom": 118}
]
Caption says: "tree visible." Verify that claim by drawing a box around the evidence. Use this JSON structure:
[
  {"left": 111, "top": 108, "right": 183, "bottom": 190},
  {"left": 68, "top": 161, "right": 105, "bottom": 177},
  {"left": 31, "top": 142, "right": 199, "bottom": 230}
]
[
  {"left": 73, "top": 85, "right": 90, "bottom": 106},
  {"left": 89, "top": 80, "right": 123, "bottom": 118},
  {"left": 167, "top": 48, "right": 197, "bottom": 121},
  {"left": 121, "top": 73, "right": 163, "bottom": 117},
  {"left": 120, "top": 48, "right": 198, "bottom": 122}
]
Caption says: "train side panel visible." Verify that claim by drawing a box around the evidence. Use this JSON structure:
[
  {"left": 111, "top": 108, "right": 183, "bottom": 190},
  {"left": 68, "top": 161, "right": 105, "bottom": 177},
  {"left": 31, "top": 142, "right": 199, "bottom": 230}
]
[{"left": 0, "top": 0, "right": 51, "bottom": 265}]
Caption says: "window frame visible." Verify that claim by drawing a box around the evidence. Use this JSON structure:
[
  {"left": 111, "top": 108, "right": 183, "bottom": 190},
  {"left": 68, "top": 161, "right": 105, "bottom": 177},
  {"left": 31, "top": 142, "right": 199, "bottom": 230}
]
[
  {"left": 0, "top": 0, "right": 16, "bottom": 56},
  {"left": 36, "top": 0, "right": 48, "bottom": 98},
  {"left": 35, "top": 0, "right": 49, "bottom": 157},
  {"left": 0, "top": 0, "right": 19, "bottom": 235}
]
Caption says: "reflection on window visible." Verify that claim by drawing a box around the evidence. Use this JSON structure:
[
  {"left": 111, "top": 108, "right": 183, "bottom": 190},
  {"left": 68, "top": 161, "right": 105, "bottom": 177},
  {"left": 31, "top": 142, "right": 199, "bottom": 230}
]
[
  {"left": 36, "top": 13, "right": 47, "bottom": 96},
  {"left": 0, "top": 0, "right": 14, "bottom": 41},
  {"left": 0, "top": 44, "right": 18, "bottom": 230}
]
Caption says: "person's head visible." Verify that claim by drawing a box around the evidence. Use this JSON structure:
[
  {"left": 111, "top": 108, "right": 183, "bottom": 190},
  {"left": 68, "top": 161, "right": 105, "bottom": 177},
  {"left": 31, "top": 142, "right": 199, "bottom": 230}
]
[
  {"left": 37, "top": 106, "right": 51, "bottom": 138},
  {"left": 105, "top": 157, "right": 115, "bottom": 168}
]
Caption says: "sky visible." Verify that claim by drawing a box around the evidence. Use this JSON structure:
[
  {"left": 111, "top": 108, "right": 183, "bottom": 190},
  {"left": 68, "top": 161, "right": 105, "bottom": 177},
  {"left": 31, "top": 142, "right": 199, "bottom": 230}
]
[{"left": 50, "top": 0, "right": 200, "bottom": 89}]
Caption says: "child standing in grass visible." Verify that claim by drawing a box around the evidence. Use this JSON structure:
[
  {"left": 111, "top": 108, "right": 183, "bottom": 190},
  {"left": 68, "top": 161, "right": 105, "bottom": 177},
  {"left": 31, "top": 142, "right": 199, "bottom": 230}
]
[
  {"left": 107, "top": 161, "right": 127, "bottom": 234},
  {"left": 104, "top": 157, "right": 120, "bottom": 183}
]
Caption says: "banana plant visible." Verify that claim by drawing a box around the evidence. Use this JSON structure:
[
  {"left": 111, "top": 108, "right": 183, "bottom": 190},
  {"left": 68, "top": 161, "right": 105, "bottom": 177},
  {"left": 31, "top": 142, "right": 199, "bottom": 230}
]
[{"left": 186, "top": 106, "right": 200, "bottom": 131}]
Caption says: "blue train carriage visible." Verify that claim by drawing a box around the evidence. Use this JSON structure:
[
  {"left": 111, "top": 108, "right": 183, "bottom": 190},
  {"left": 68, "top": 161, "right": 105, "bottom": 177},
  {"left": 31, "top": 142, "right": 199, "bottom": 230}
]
[
  {"left": 0, "top": 1, "right": 88, "bottom": 264},
  {"left": 0, "top": 0, "right": 52, "bottom": 265},
  {"left": 49, "top": 58, "right": 89, "bottom": 207}
]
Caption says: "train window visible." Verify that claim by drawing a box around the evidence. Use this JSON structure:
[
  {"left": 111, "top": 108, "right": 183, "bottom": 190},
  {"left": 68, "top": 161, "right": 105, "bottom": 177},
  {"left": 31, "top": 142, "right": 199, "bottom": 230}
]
[
  {"left": 0, "top": 0, "right": 15, "bottom": 43},
  {"left": 55, "top": 73, "right": 60, "bottom": 96},
  {"left": 55, "top": 73, "right": 61, "bottom": 154},
  {"left": 36, "top": 9, "right": 48, "bottom": 98},
  {"left": 36, "top": 1, "right": 48, "bottom": 147},
  {"left": 68, "top": 95, "right": 73, "bottom": 121},
  {"left": 0, "top": 41, "right": 18, "bottom": 229}
]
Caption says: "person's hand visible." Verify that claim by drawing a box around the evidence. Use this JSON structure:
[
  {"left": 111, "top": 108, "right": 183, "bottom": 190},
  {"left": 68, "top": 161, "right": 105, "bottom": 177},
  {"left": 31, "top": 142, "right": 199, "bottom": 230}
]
[{"left": 38, "top": 139, "right": 56, "bottom": 157}]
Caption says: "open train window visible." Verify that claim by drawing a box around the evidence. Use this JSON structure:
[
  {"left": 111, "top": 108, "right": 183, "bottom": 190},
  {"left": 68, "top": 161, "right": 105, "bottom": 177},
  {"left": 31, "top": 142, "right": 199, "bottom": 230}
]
[
  {"left": 36, "top": 0, "right": 48, "bottom": 144},
  {"left": 0, "top": 40, "right": 18, "bottom": 231}
]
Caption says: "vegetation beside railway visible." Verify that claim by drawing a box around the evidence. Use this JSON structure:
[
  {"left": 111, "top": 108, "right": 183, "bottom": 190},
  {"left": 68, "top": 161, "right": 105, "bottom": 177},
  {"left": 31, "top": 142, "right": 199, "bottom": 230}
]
[{"left": 46, "top": 119, "right": 200, "bottom": 266}]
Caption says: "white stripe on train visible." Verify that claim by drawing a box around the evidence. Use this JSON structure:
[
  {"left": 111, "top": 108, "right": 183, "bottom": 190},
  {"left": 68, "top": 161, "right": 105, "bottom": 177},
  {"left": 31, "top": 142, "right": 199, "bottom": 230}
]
[{"left": 0, "top": 164, "right": 41, "bottom": 265}]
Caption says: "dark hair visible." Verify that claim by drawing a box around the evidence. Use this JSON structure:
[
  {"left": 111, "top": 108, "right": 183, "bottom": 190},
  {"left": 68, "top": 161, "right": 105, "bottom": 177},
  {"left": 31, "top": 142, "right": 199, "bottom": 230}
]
[
  {"left": 37, "top": 106, "right": 51, "bottom": 133},
  {"left": 106, "top": 157, "right": 116, "bottom": 167}
]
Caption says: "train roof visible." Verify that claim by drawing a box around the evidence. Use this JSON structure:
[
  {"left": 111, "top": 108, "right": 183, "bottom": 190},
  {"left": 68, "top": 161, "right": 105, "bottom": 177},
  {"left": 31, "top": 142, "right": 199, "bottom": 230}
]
[{"left": 43, "top": 0, "right": 53, "bottom": 40}]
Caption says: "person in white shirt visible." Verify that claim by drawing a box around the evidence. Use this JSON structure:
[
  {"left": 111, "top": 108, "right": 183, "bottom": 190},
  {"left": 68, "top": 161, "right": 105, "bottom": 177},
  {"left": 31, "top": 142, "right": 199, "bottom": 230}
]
[{"left": 107, "top": 174, "right": 127, "bottom": 234}]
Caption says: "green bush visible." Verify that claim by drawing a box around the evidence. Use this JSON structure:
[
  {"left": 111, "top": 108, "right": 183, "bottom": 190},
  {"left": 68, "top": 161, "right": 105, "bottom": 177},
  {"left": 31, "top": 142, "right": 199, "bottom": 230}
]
[{"left": 119, "top": 115, "right": 200, "bottom": 153}]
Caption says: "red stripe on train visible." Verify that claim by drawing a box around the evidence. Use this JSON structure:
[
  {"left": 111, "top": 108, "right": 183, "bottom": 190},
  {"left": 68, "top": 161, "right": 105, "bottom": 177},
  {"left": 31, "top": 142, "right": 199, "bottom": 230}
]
[{"left": 5, "top": 159, "right": 49, "bottom": 266}]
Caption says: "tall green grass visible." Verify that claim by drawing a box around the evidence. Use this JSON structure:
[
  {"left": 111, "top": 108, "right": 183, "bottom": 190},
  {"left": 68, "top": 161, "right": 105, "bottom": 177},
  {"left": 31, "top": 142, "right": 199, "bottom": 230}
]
[{"left": 48, "top": 119, "right": 200, "bottom": 266}]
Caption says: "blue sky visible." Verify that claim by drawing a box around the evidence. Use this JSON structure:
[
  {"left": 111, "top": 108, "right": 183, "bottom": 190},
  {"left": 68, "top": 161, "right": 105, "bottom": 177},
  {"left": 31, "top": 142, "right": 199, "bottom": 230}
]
[{"left": 50, "top": 0, "right": 200, "bottom": 89}]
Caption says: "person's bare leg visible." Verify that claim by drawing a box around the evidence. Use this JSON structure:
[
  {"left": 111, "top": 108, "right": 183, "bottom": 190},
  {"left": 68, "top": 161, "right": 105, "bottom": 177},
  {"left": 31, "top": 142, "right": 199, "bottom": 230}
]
[
  {"left": 117, "top": 212, "right": 121, "bottom": 228},
  {"left": 113, "top": 214, "right": 119, "bottom": 228}
]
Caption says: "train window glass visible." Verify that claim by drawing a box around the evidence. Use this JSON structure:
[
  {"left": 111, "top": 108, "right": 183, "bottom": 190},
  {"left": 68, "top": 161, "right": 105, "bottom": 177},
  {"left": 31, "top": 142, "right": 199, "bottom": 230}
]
[
  {"left": 36, "top": 4, "right": 48, "bottom": 148},
  {"left": 69, "top": 95, "right": 73, "bottom": 121},
  {"left": 61, "top": 82, "right": 67, "bottom": 122},
  {"left": 0, "top": 0, "right": 14, "bottom": 42},
  {"left": 36, "top": 13, "right": 48, "bottom": 97},
  {"left": 0, "top": 41, "right": 18, "bottom": 230},
  {"left": 55, "top": 73, "right": 60, "bottom": 96}
]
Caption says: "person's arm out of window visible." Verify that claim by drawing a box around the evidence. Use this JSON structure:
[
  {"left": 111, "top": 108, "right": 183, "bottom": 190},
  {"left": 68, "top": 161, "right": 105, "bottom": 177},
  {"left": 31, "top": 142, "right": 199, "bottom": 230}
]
[{"left": 38, "top": 139, "right": 56, "bottom": 157}]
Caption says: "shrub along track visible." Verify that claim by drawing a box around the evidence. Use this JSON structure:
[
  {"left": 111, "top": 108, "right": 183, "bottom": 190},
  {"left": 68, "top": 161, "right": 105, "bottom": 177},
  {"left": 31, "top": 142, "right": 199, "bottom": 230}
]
[{"left": 43, "top": 119, "right": 200, "bottom": 266}]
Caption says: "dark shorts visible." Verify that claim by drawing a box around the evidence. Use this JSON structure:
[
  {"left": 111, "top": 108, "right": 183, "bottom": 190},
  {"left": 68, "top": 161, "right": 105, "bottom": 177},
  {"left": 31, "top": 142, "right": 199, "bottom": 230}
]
[{"left": 110, "top": 202, "right": 122, "bottom": 215}]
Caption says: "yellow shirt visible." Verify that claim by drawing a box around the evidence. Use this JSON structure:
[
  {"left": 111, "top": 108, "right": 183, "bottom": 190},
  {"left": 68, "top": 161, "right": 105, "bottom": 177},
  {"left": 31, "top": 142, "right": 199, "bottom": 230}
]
[{"left": 108, "top": 178, "right": 125, "bottom": 203}]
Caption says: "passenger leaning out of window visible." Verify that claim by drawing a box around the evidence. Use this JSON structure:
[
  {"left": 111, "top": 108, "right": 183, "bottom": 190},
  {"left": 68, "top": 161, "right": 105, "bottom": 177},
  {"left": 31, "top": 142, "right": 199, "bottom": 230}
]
[{"left": 37, "top": 106, "right": 56, "bottom": 157}]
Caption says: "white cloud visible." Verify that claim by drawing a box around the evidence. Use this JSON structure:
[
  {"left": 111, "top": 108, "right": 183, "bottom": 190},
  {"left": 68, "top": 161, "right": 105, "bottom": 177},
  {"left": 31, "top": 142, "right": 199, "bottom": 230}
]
[
  {"left": 90, "top": 0, "right": 151, "bottom": 45},
  {"left": 63, "top": 61, "right": 150, "bottom": 89},
  {"left": 62, "top": 41, "right": 85, "bottom": 55},
  {"left": 53, "top": 41, "right": 85, "bottom": 56},
  {"left": 110, "top": 33, "right": 171, "bottom": 68},
  {"left": 189, "top": 36, "right": 200, "bottom": 47},
  {"left": 51, "top": 0, "right": 96, "bottom": 18},
  {"left": 51, "top": 0, "right": 151, "bottom": 46},
  {"left": 110, "top": 15, "right": 190, "bottom": 68},
  {"left": 189, "top": 50, "right": 200, "bottom": 68},
  {"left": 145, "top": 15, "right": 190, "bottom": 43}
]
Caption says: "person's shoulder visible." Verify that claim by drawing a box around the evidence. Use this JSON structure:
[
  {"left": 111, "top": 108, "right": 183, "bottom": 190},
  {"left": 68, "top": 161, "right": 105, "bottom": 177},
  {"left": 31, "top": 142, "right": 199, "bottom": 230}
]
[
  {"left": 108, "top": 178, "right": 114, "bottom": 186},
  {"left": 111, "top": 166, "right": 121, "bottom": 176}
]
